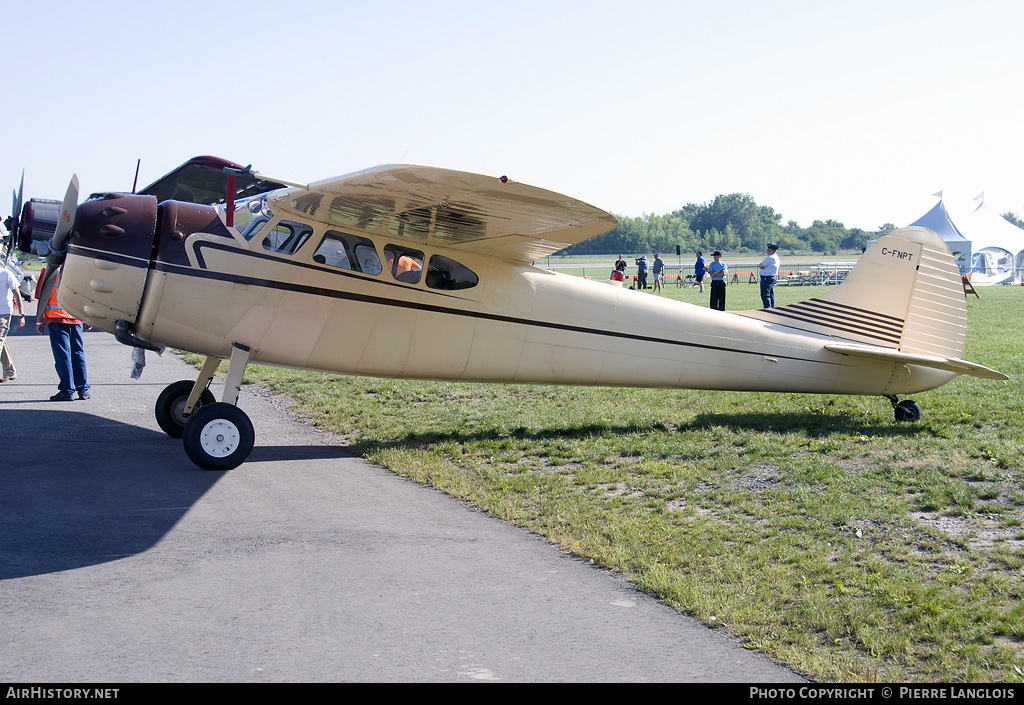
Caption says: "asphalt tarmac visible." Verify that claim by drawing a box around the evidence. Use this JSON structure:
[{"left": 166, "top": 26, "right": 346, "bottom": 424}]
[{"left": 0, "top": 299, "right": 804, "bottom": 683}]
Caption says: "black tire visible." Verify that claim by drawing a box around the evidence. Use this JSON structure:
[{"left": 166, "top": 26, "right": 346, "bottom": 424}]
[
  {"left": 182, "top": 402, "right": 255, "bottom": 471},
  {"left": 894, "top": 400, "right": 922, "bottom": 422},
  {"left": 155, "top": 380, "right": 216, "bottom": 438}
]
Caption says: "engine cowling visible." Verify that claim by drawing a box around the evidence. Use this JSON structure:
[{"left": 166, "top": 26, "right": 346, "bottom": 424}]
[
  {"left": 56, "top": 192, "right": 159, "bottom": 331},
  {"left": 17, "top": 198, "right": 62, "bottom": 253}
]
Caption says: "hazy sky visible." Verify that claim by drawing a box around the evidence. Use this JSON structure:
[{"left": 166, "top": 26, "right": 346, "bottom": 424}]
[{"left": 4, "top": 0, "right": 1022, "bottom": 231}]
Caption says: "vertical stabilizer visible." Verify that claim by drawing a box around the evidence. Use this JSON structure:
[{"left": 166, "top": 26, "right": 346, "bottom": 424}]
[{"left": 740, "top": 227, "right": 967, "bottom": 359}]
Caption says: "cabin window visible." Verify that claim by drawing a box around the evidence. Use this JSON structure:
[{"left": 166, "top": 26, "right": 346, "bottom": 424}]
[
  {"left": 312, "top": 231, "right": 382, "bottom": 275},
  {"left": 355, "top": 244, "right": 383, "bottom": 275},
  {"left": 262, "top": 219, "right": 314, "bottom": 255},
  {"left": 426, "top": 255, "right": 478, "bottom": 290},
  {"left": 234, "top": 196, "right": 272, "bottom": 240},
  {"left": 384, "top": 244, "right": 424, "bottom": 284}
]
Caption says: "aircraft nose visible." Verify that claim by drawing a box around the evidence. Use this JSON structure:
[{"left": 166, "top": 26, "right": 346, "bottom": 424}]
[
  {"left": 71, "top": 192, "right": 159, "bottom": 264},
  {"left": 57, "top": 192, "right": 160, "bottom": 330}
]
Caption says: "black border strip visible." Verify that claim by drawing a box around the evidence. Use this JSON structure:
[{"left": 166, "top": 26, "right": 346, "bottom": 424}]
[{"left": 747, "top": 300, "right": 904, "bottom": 346}]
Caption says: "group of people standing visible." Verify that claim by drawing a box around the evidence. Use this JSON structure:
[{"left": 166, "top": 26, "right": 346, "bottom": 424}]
[
  {"left": 613, "top": 246, "right": 781, "bottom": 312},
  {"left": 702, "top": 245, "right": 781, "bottom": 311},
  {"left": 614, "top": 253, "right": 667, "bottom": 292}
]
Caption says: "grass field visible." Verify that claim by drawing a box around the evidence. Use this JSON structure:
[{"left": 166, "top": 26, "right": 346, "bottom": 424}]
[{"left": 193, "top": 277, "right": 1024, "bottom": 682}]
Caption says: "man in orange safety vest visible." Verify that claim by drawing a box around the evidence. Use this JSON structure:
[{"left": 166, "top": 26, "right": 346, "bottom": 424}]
[{"left": 35, "top": 267, "right": 90, "bottom": 401}]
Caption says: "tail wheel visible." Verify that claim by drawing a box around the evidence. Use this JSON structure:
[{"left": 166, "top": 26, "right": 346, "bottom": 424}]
[
  {"left": 182, "top": 402, "right": 255, "bottom": 471},
  {"left": 894, "top": 400, "right": 922, "bottom": 422},
  {"left": 155, "top": 380, "right": 216, "bottom": 438}
]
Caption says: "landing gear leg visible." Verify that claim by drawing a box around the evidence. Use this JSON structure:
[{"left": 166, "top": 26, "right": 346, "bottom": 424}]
[
  {"left": 885, "top": 394, "right": 922, "bottom": 422},
  {"left": 182, "top": 344, "right": 255, "bottom": 470},
  {"left": 154, "top": 356, "right": 220, "bottom": 438}
]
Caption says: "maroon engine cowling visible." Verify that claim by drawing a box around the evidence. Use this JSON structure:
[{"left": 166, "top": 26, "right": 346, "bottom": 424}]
[
  {"left": 18, "top": 199, "right": 62, "bottom": 252},
  {"left": 70, "top": 193, "right": 159, "bottom": 264}
]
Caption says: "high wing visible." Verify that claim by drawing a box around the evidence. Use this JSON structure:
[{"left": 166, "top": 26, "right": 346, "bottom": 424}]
[
  {"left": 267, "top": 165, "right": 619, "bottom": 262},
  {"left": 138, "top": 156, "right": 286, "bottom": 205},
  {"left": 824, "top": 343, "right": 1007, "bottom": 380}
]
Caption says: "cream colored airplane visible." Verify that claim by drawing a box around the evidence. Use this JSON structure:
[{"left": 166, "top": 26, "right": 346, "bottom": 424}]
[{"left": 18, "top": 157, "right": 1006, "bottom": 470}]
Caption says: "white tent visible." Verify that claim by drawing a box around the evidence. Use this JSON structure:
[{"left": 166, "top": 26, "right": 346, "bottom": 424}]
[
  {"left": 909, "top": 197, "right": 971, "bottom": 268},
  {"left": 962, "top": 197, "right": 1024, "bottom": 284},
  {"left": 910, "top": 193, "right": 1024, "bottom": 285}
]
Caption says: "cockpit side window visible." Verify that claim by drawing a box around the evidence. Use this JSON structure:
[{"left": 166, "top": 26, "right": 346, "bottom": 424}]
[
  {"left": 355, "top": 244, "right": 383, "bottom": 275},
  {"left": 384, "top": 244, "right": 424, "bottom": 284},
  {"left": 262, "top": 219, "right": 314, "bottom": 255},
  {"left": 234, "top": 196, "right": 273, "bottom": 240},
  {"left": 426, "top": 255, "right": 478, "bottom": 290},
  {"left": 313, "top": 230, "right": 383, "bottom": 275}
]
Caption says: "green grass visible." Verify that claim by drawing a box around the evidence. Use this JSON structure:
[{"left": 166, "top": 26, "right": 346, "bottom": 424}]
[{"left": 187, "top": 280, "right": 1024, "bottom": 682}]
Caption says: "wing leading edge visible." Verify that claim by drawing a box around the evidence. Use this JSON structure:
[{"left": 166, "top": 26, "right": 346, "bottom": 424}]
[{"left": 269, "top": 165, "right": 619, "bottom": 262}]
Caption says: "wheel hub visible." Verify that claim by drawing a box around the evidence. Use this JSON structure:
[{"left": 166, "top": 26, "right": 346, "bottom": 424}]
[{"left": 200, "top": 419, "right": 240, "bottom": 457}]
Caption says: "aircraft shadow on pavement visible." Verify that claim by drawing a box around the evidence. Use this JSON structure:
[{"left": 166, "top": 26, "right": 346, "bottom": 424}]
[
  {"left": 249, "top": 444, "right": 357, "bottom": 463},
  {"left": 0, "top": 408, "right": 221, "bottom": 580},
  {"left": 0, "top": 406, "right": 365, "bottom": 580}
]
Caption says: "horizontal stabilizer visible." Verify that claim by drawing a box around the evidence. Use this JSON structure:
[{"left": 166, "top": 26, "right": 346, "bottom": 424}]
[{"left": 824, "top": 343, "right": 1007, "bottom": 380}]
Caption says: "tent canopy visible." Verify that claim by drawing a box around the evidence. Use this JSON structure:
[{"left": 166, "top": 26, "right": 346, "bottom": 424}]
[{"left": 909, "top": 194, "right": 1024, "bottom": 283}]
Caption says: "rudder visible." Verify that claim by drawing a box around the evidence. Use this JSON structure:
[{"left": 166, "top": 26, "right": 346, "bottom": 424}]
[{"left": 740, "top": 227, "right": 967, "bottom": 359}]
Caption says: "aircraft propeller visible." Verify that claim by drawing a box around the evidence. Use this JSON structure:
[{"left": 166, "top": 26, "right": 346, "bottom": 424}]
[
  {"left": 46, "top": 175, "right": 79, "bottom": 267},
  {"left": 2, "top": 170, "right": 23, "bottom": 265},
  {"left": 35, "top": 175, "right": 79, "bottom": 303}
]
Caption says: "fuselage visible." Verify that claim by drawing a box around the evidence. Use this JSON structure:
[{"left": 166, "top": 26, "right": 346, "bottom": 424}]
[{"left": 55, "top": 192, "right": 954, "bottom": 398}]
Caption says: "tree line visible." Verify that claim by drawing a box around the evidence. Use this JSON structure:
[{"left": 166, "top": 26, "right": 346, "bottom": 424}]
[{"left": 559, "top": 192, "right": 895, "bottom": 256}]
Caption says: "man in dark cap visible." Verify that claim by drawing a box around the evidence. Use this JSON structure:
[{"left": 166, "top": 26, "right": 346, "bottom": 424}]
[
  {"left": 758, "top": 244, "right": 780, "bottom": 308},
  {"left": 708, "top": 251, "right": 727, "bottom": 311}
]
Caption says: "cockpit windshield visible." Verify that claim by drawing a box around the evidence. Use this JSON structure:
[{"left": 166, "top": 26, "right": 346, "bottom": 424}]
[{"left": 233, "top": 196, "right": 273, "bottom": 240}]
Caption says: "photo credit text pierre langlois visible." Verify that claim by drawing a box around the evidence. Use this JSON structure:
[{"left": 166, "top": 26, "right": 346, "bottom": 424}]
[{"left": 750, "top": 687, "right": 1016, "bottom": 700}]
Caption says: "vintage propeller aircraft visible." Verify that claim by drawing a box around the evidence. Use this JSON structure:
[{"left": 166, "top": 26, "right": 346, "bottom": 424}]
[{"left": 11, "top": 156, "right": 1006, "bottom": 470}]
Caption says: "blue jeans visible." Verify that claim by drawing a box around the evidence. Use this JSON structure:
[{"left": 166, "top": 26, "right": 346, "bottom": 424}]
[
  {"left": 47, "top": 321, "right": 89, "bottom": 396},
  {"left": 760, "top": 276, "right": 777, "bottom": 308}
]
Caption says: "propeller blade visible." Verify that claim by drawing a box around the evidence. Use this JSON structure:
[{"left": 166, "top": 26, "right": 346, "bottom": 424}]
[
  {"left": 47, "top": 175, "right": 79, "bottom": 266},
  {"left": 3, "top": 171, "right": 22, "bottom": 262},
  {"left": 2, "top": 173, "right": 21, "bottom": 264},
  {"left": 36, "top": 261, "right": 61, "bottom": 317},
  {"left": 15, "top": 170, "right": 24, "bottom": 223}
]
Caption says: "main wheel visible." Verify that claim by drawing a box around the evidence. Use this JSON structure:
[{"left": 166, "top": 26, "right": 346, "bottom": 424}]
[
  {"left": 894, "top": 400, "right": 922, "bottom": 422},
  {"left": 182, "top": 402, "right": 255, "bottom": 471},
  {"left": 155, "top": 380, "right": 216, "bottom": 438}
]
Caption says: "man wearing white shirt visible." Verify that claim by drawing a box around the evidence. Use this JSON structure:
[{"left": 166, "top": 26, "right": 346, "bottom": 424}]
[
  {"left": 758, "top": 243, "right": 781, "bottom": 309},
  {"left": 1, "top": 265, "right": 26, "bottom": 382}
]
